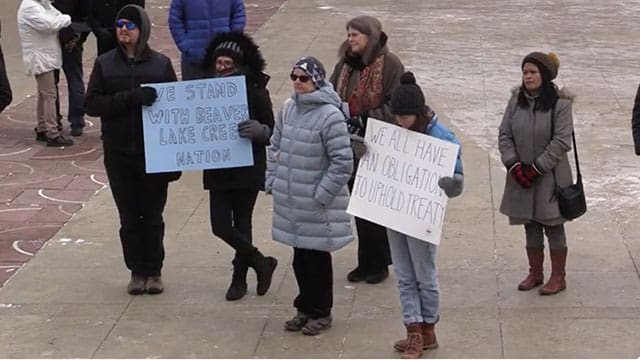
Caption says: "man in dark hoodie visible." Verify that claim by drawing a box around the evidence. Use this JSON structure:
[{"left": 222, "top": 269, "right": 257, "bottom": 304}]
[
  {"left": 85, "top": 4, "right": 180, "bottom": 296},
  {"left": 200, "top": 32, "right": 277, "bottom": 301},
  {"left": 88, "top": 0, "right": 144, "bottom": 55},
  {"left": 53, "top": 0, "right": 90, "bottom": 136},
  {"left": 0, "top": 20, "right": 12, "bottom": 113}
]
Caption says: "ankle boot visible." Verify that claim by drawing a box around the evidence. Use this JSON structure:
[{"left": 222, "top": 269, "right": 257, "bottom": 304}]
[
  {"left": 518, "top": 247, "right": 544, "bottom": 290},
  {"left": 249, "top": 250, "right": 277, "bottom": 296},
  {"left": 225, "top": 258, "right": 249, "bottom": 301},
  {"left": 394, "top": 322, "right": 438, "bottom": 352},
  {"left": 539, "top": 248, "right": 567, "bottom": 295},
  {"left": 400, "top": 323, "right": 424, "bottom": 359}
]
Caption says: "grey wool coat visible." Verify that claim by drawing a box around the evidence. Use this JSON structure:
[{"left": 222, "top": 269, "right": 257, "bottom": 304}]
[
  {"left": 265, "top": 83, "right": 354, "bottom": 252},
  {"left": 498, "top": 88, "right": 574, "bottom": 226}
]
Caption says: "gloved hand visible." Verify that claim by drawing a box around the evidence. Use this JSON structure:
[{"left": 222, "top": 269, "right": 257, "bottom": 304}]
[
  {"left": 131, "top": 86, "right": 157, "bottom": 106},
  {"left": 238, "top": 119, "right": 269, "bottom": 141},
  {"left": 438, "top": 173, "right": 464, "bottom": 198},
  {"left": 346, "top": 116, "right": 364, "bottom": 135},
  {"left": 522, "top": 163, "right": 542, "bottom": 182},
  {"left": 509, "top": 162, "right": 532, "bottom": 188}
]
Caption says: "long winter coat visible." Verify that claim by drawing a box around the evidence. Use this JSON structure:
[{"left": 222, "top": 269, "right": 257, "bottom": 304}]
[
  {"left": 266, "top": 84, "right": 354, "bottom": 252},
  {"left": 0, "top": 21, "right": 12, "bottom": 113},
  {"left": 201, "top": 32, "right": 274, "bottom": 191},
  {"left": 168, "top": 0, "right": 245, "bottom": 65},
  {"left": 17, "top": 0, "right": 71, "bottom": 76},
  {"left": 85, "top": 4, "right": 179, "bottom": 182},
  {"left": 329, "top": 36, "right": 404, "bottom": 124},
  {"left": 631, "top": 84, "right": 640, "bottom": 155},
  {"left": 499, "top": 89, "right": 574, "bottom": 225}
]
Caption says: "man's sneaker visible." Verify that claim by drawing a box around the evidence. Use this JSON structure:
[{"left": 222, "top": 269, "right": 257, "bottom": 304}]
[
  {"left": 284, "top": 311, "right": 309, "bottom": 331},
  {"left": 301, "top": 316, "right": 332, "bottom": 336},
  {"left": 146, "top": 276, "right": 164, "bottom": 294},
  {"left": 46, "top": 135, "right": 74, "bottom": 147},
  {"left": 70, "top": 127, "right": 83, "bottom": 137},
  {"left": 127, "top": 275, "right": 146, "bottom": 295}
]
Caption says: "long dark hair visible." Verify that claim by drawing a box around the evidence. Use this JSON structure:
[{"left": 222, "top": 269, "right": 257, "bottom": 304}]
[{"left": 517, "top": 62, "right": 559, "bottom": 111}]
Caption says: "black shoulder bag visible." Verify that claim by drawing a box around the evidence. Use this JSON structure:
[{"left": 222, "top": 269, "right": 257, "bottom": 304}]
[{"left": 550, "top": 103, "right": 587, "bottom": 220}]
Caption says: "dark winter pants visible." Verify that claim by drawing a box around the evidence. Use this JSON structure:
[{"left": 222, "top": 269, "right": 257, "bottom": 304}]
[
  {"left": 0, "top": 42, "right": 12, "bottom": 113},
  {"left": 348, "top": 172, "right": 392, "bottom": 274},
  {"left": 524, "top": 222, "right": 567, "bottom": 250},
  {"left": 55, "top": 37, "right": 87, "bottom": 130},
  {"left": 208, "top": 188, "right": 260, "bottom": 266},
  {"left": 293, "top": 248, "right": 333, "bottom": 319},
  {"left": 104, "top": 151, "right": 169, "bottom": 277}
]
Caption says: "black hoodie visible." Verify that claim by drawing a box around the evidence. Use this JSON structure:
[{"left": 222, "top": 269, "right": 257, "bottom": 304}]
[
  {"left": 85, "top": 4, "right": 176, "bottom": 157},
  {"left": 201, "top": 32, "right": 275, "bottom": 191}
]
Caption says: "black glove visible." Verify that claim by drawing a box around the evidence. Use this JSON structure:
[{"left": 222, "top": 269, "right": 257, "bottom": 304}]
[
  {"left": 346, "top": 116, "right": 365, "bottom": 135},
  {"left": 238, "top": 119, "right": 269, "bottom": 141},
  {"left": 131, "top": 86, "right": 157, "bottom": 106}
]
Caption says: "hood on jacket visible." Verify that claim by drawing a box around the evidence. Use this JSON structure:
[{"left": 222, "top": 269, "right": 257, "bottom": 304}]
[
  {"left": 202, "top": 32, "right": 267, "bottom": 84},
  {"left": 115, "top": 4, "right": 150, "bottom": 61},
  {"left": 293, "top": 82, "right": 342, "bottom": 113},
  {"left": 510, "top": 85, "right": 575, "bottom": 102}
]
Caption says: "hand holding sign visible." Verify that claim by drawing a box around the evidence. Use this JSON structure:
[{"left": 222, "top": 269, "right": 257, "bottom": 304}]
[
  {"left": 141, "top": 76, "right": 254, "bottom": 173},
  {"left": 346, "top": 118, "right": 460, "bottom": 245}
]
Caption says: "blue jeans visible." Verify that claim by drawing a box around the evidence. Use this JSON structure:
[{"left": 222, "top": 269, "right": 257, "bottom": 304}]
[
  {"left": 56, "top": 42, "right": 85, "bottom": 129},
  {"left": 387, "top": 229, "right": 439, "bottom": 325}
]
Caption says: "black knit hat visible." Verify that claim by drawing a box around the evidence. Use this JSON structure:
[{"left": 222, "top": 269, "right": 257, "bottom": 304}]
[
  {"left": 116, "top": 5, "right": 142, "bottom": 30},
  {"left": 213, "top": 40, "right": 244, "bottom": 64},
  {"left": 391, "top": 72, "right": 425, "bottom": 115}
]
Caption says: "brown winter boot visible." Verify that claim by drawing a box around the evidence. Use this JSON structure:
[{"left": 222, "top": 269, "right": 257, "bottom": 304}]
[
  {"left": 400, "top": 323, "right": 424, "bottom": 359},
  {"left": 539, "top": 248, "right": 567, "bottom": 295},
  {"left": 518, "top": 247, "right": 544, "bottom": 290},
  {"left": 394, "top": 322, "right": 438, "bottom": 352}
]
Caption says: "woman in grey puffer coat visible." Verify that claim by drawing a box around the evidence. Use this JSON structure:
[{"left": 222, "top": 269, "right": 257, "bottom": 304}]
[
  {"left": 499, "top": 52, "right": 574, "bottom": 297},
  {"left": 266, "top": 56, "right": 353, "bottom": 336}
]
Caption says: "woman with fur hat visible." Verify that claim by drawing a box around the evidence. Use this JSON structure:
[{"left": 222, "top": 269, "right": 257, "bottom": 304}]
[
  {"left": 499, "top": 52, "right": 574, "bottom": 296},
  {"left": 329, "top": 15, "right": 405, "bottom": 285},
  {"left": 387, "top": 72, "right": 463, "bottom": 359},
  {"left": 266, "top": 56, "right": 353, "bottom": 336},
  {"left": 201, "top": 32, "right": 278, "bottom": 301}
]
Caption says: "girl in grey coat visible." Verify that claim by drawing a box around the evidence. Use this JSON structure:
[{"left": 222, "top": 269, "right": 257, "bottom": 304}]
[
  {"left": 266, "top": 57, "right": 353, "bottom": 336},
  {"left": 498, "top": 52, "right": 574, "bottom": 296}
]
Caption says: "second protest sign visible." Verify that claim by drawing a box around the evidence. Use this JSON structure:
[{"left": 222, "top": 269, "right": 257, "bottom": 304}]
[{"left": 346, "top": 118, "right": 460, "bottom": 245}]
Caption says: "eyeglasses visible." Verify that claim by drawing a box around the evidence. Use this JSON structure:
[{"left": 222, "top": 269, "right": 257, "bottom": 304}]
[
  {"left": 115, "top": 20, "right": 137, "bottom": 31},
  {"left": 290, "top": 74, "right": 311, "bottom": 83}
]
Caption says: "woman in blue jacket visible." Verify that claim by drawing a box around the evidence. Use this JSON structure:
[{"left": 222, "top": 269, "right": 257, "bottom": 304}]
[
  {"left": 169, "top": 0, "right": 245, "bottom": 80},
  {"left": 387, "top": 72, "right": 463, "bottom": 359}
]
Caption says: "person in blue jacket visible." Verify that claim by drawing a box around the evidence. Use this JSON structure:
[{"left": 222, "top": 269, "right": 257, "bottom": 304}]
[
  {"left": 168, "top": 0, "right": 245, "bottom": 80},
  {"left": 386, "top": 72, "right": 463, "bottom": 359}
]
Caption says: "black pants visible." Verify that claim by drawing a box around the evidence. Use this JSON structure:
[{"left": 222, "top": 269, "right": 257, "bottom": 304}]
[
  {"left": 348, "top": 172, "right": 392, "bottom": 274},
  {"left": 55, "top": 34, "right": 88, "bottom": 129},
  {"left": 104, "top": 151, "right": 168, "bottom": 277},
  {"left": 293, "top": 248, "right": 332, "bottom": 319},
  {"left": 0, "top": 42, "right": 12, "bottom": 113},
  {"left": 208, "top": 188, "right": 260, "bottom": 265}
]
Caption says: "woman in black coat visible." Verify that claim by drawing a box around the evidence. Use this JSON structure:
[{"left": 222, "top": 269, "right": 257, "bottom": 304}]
[{"left": 201, "top": 32, "right": 277, "bottom": 301}]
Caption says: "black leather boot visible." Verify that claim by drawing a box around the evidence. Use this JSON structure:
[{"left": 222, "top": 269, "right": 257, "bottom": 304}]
[{"left": 225, "top": 258, "right": 249, "bottom": 301}]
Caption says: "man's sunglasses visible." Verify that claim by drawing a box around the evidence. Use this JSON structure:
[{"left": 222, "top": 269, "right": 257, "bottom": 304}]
[
  {"left": 115, "top": 20, "right": 137, "bottom": 30},
  {"left": 290, "top": 74, "right": 311, "bottom": 83}
]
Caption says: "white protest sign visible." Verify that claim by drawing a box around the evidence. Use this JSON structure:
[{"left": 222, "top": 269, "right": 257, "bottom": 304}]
[
  {"left": 142, "top": 76, "right": 254, "bottom": 173},
  {"left": 347, "top": 118, "right": 460, "bottom": 245}
]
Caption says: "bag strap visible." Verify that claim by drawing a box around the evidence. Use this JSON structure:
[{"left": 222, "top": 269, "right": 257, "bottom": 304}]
[{"left": 550, "top": 101, "right": 582, "bottom": 186}]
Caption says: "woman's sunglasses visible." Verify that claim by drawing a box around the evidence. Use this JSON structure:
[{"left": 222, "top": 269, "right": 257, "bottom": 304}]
[
  {"left": 115, "top": 20, "right": 137, "bottom": 31},
  {"left": 290, "top": 74, "right": 311, "bottom": 83}
]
